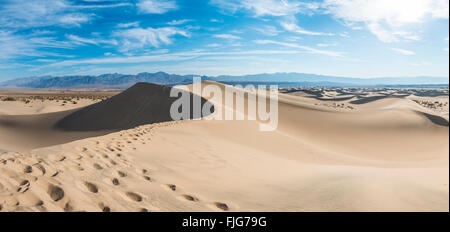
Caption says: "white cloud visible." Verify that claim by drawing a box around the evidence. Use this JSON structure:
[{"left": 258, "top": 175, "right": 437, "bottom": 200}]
[
  {"left": 167, "top": 19, "right": 193, "bottom": 25},
  {"left": 0, "top": 0, "right": 93, "bottom": 28},
  {"left": 323, "top": 0, "right": 449, "bottom": 42},
  {"left": 280, "top": 20, "right": 334, "bottom": 36},
  {"left": 66, "top": 34, "right": 117, "bottom": 46},
  {"left": 410, "top": 61, "right": 431, "bottom": 66},
  {"left": 44, "top": 49, "right": 338, "bottom": 68},
  {"left": 137, "top": 0, "right": 177, "bottom": 14},
  {"left": 0, "top": 30, "right": 74, "bottom": 60},
  {"left": 0, "top": 30, "right": 37, "bottom": 59},
  {"left": 339, "top": 32, "right": 350, "bottom": 38},
  {"left": 255, "top": 25, "right": 282, "bottom": 36},
  {"left": 210, "top": 1, "right": 332, "bottom": 37},
  {"left": 73, "top": 2, "right": 132, "bottom": 9},
  {"left": 317, "top": 43, "right": 338, "bottom": 47},
  {"left": 390, "top": 48, "right": 415, "bottom": 55},
  {"left": 57, "top": 13, "right": 92, "bottom": 27},
  {"left": 254, "top": 39, "right": 343, "bottom": 57},
  {"left": 117, "top": 22, "right": 140, "bottom": 28},
  {"left": 210, "top": 0, "right": 319, "bottom": 17},
  {"left": 114, "top": 27, "right": 188, "bottom": 52},
  {"left": 213, "top": 34, "right": 241, "bottom": 40},
  {"left": 206, "top": 43, "right": 221, "bottom": 47}
]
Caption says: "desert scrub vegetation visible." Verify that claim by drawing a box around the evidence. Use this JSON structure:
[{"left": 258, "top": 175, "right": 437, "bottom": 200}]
[
  {"left": 413, "top": 99, "right": 448, "bottom": 109},
  {"left": 1, "top": 97, "right": 16, "bottom": 101}
]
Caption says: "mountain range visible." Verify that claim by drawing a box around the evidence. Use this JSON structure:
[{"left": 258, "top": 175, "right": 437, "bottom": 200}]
[{"left": 0, "top": 72, "right": 448, "bottom": 89}]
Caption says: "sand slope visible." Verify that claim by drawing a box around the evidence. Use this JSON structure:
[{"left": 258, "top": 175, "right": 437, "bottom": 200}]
[
  {"left": 56, "top": 82, "right": 213, "bottom": 131},
  {"left": 0, "top": 81, "right": 448, "bottom": 212}
]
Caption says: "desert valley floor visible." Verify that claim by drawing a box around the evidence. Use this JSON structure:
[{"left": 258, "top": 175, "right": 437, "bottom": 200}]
[{"left": 0, "top": 82, "right": 448, "bottom": 212}]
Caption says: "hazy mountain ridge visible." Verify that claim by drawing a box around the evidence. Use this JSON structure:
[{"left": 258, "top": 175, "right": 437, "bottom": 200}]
[{"left": 0, "top": 72, "right": 448, "bottom": 89}]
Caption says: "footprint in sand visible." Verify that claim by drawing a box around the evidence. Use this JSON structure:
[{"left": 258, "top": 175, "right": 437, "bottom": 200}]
[
  {"left": 125, "top": 192, "right": 143, "bottom": 202},
  {"left": 64, "top": 202, "right": 73, "bottom": 212},
  {"left": 23, "top": 165, "right": 33, "bottom": 173},
  {"left": 84, "top": 181, "right": 99, "bottom": 193},
  {"left": 118, "top": 171, "right": 127, "bottom": 178},
  {"left": 181, "top": 194, "right": 199, "bottom": 202},
  {"left": 20, "top": 180, "right": 30, "bottom": 186},
  {"left": 213, "top": 202, "right": 229, "bottom": 211},
  {"left": 93, "top": 163, "right": 103, "bottom": 170},
  {"left": 33, "top": 163, "right": 46, "bottom": 175},
  {"left": 112, "top": 178, "right": 120, "bottom": 186},
  {"left": 166, "top": 184, "right": 176, "bottom": 191},
  {"left": 47, "top": 184, "right": 64, "bottom": 202},
  {"left": 99, "top": 203, "right": 111, "bottom": 212}
]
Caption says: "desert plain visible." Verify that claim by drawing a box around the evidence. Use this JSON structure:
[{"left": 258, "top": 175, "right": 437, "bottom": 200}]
[{"left": 0, "top": 82, "right": 448, "bottom": 212}]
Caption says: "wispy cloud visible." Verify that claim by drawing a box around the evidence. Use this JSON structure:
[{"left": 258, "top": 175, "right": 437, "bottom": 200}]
[
  {"left": 43, "top": 49, "right": 332, "bottom": 68},
  {"left": 167, "top": 19, "right": 193, "bottom": 25},
  {"left": 117, "top": 22, "right": 140, "bottom": 28},
  {"left": 137, "top": 0, "right": 177, "bottom": 14},
  {"left": 0, "top": 30, "right": 74, "bottom": 60},
  {"left": 390, "top": 48, "right": 415, "bottom": 55},
  {"left": 0, "top": 0, "right": 93, "bottom": 28},
  {"left": 114, "top": 27, "right": 189, "bottom": 52},
  {"left": 213, "top": 34, "right": 241, "bottom": 40},
  {"left": 254, "top": 25, "right": 282, "bottom": 36},
  {"left": 410, "top": 61, "right": 431, "bottom": 66},
  {"left": 66, "top": 34, "right": 118, "bottom": 46},
  {"left": 206, "top": 43, "right": 221, "bottom": 47},
  {"left": 210, "top": 0, "right": 319, "bottom": 17},
  {"left": 280, "top": 20, "right": 333, "bottom": 36},
  {"left": 317, "top": 43, "right": 338, "bottom": 47},
  {"left": 322, "top": 0, "right": 449, "bottom": 42},
  {"left": 254, "top": 39, "right": 343, "bottom": 57}
]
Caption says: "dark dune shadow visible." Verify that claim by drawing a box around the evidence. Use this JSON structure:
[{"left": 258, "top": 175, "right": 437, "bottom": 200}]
[
  {"left": 417, "top": 111, "right": 449, "bottom": 127},
  {"left": 350, "top": 95, "right": 409, "bottom": 105},
  {"left": 0, "top": 110, "right": 113, "bottom": 151},
  {"left": 308, "top": 96, "right": 355, "bottom": 102},
  {"left": 55, "top": 82, "right": 214, "bottom": 131}
]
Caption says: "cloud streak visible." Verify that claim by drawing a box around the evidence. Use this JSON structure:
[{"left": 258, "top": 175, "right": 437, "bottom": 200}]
[
  {"left": 137, "top": 0, "right": 177, "bottom": 14},
  {"left": 114, "top": 27, "right": 189, "bottom": 52},
  {"left": 254, "top": 39, "right": 343, "bottom": 57},
  {"left": 390, "top": 48, "right": 415, "bottom": 55}
]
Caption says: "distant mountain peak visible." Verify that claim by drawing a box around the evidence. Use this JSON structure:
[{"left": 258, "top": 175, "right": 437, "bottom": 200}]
[{"left": 0, "top": 72, "right": 448, "bottom": 89}]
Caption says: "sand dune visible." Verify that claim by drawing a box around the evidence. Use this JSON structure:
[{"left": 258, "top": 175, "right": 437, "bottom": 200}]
[
  {"left": 0, "top": 81, "right": 448, "bottom": 212},
  {"left": 56, "top": 82, "right": 213, "bottom": 131}
]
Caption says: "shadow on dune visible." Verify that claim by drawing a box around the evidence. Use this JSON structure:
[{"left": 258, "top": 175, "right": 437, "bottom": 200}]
[
  {"left": 308, "top": 96, "right": 355, "bottom": 102},
  {"left": 350, "top": 95, "right": 410, "bottom": 105},
  {"left": 55, "top": 82, "right": 214, "bottom": 131},
  {"left": 416, "top": 111, "right": 449, "bottom": 127}
]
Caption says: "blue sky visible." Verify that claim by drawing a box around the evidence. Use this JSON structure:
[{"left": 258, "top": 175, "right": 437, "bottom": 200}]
[{"left": 0, "top": 0, "right": 448, "bottom": 81}]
